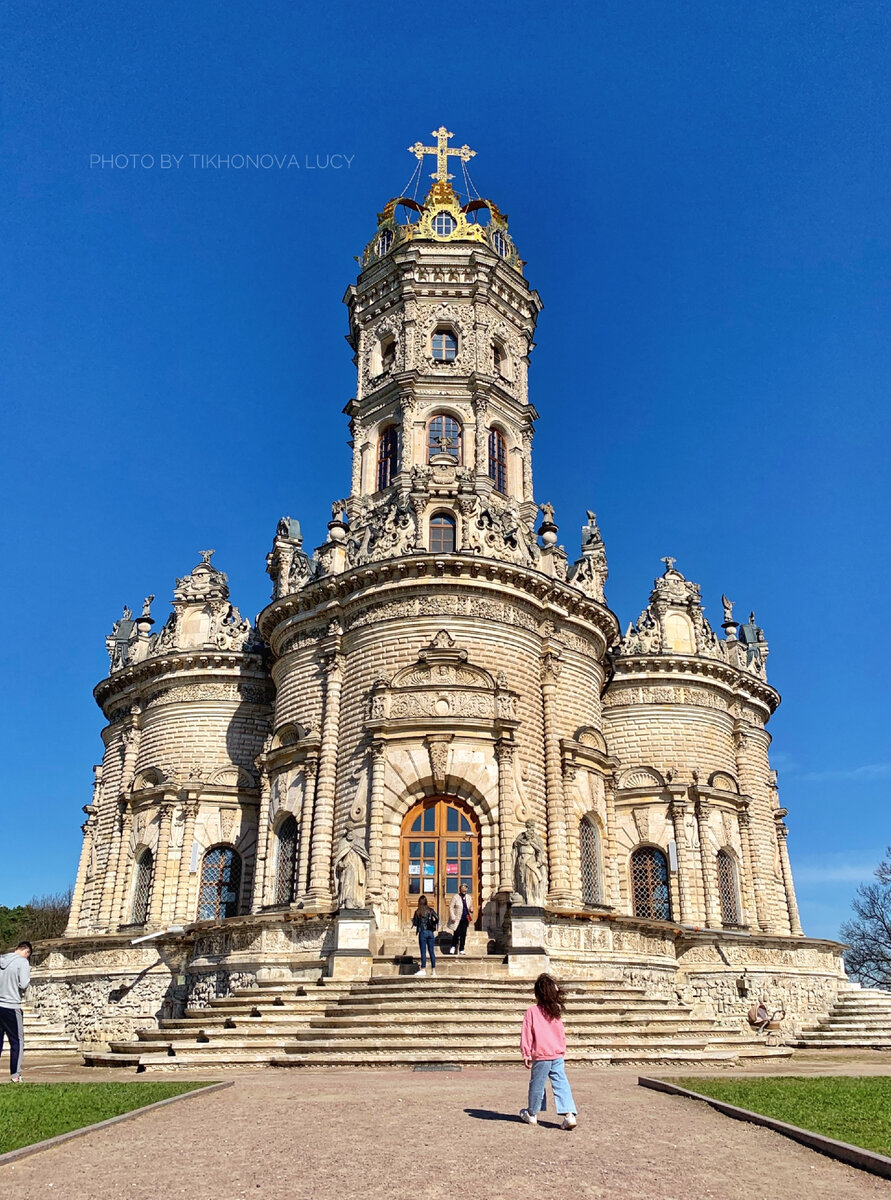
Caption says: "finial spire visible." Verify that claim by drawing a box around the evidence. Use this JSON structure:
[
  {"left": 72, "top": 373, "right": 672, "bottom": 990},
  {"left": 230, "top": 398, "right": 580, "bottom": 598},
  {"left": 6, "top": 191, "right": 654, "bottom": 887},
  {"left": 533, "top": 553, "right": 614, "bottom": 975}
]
[{"left": 407, "top": 126, "right": 476, "bottom": 183}]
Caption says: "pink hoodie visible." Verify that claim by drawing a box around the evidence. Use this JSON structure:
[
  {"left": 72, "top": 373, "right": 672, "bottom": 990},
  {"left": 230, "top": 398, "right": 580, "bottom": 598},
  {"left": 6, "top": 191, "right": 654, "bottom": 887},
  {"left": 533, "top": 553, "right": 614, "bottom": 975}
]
[{"left": 521, "top": 1004, "right": 567, "bottom": 1061}]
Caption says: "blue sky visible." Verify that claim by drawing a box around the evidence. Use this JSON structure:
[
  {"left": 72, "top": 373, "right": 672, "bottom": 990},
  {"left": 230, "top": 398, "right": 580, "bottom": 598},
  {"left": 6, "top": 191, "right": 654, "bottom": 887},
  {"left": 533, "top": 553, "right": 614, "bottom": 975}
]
[{"left": 1, "top": 1, "right": 888, "bottom": 938}]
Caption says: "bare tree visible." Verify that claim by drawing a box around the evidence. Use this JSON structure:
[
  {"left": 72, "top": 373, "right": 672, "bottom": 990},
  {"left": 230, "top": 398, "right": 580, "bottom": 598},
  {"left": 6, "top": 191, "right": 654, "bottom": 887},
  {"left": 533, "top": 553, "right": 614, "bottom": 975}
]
[{"left": 840, "top": 849, "right": 891, "bottom": 990}]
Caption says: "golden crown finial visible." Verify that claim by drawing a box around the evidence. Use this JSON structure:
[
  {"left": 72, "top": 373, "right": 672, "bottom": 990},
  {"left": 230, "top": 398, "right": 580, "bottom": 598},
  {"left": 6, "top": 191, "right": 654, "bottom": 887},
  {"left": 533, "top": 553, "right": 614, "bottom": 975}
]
[{"left": 407, "top": 126, "right": 476, "bottom": 183}]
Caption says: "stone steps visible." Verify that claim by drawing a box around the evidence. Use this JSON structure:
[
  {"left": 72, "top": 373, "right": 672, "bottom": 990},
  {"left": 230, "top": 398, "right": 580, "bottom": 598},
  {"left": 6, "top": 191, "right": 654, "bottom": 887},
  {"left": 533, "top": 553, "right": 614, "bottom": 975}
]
[
  {"left": 20, "top": 1006, "right": 80, "bottom": 1058},
  {"left": 795, "top": 986, "right": 891, "bottom": 1048}
]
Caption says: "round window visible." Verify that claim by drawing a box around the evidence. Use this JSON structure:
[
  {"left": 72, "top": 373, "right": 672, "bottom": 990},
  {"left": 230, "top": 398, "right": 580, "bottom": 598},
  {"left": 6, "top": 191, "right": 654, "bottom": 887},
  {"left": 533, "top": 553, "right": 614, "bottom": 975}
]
[{"left": 433, "top": 211, "right": 457, "bottom": 237}]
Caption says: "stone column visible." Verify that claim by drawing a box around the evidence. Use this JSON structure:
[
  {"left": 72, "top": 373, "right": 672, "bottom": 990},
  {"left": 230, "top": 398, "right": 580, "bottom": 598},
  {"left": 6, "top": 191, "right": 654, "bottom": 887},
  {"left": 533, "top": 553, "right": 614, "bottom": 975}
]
[
  {"left": 251, "top": 769, "right": 273, "bottom": 912},
  {"left": 521, "top": 429, "right": 534, "bottom": 503},
  {"left": 174, "top": 798, "right": 200, "bottom": 923},
  {"left": 147, "top": 802, "right": 174, "bottom": 926},
  {"left": 296, "top": 758, "right": 318, "bottom": 898},
  {"left": 735, "top": 722, "right": 781, "bottom": 932},
  {"left": 366, "top": 742, "right": 387, "bottom": 900},
  {"left": 65, "top": 807, "right": 97, "bottom": 936},
  {"left": 695, "top": 799, "right": 722, "bottom": 928},
  {"left": 668, "top": 798, "right": 695, "bottom": 924},
  {"left": 495, "top": 739, "right": 515, "bottom": 894},
  {"left": 561, "top": 764, "right": 583, "bottom": 907},
  {"left": 308, "top": 653, "right": 343, "bottom": 901},
  {"left": 473, "top": 396, "right": 489, "bottom": 478},
  {"left": 603, "top": 776, "right": 623, "bottom": 910},
  {"left": 775, "top": 817, "right": 803, "bottom": 935},
  {"left": 737, "top": 808, "right": 762, "bottom": 930},
  {"left": 112, "top": 804, "right": 135, "bottom": 926},
  {"left": 541, "top": 651, "right": 571, "bottom": 903}
]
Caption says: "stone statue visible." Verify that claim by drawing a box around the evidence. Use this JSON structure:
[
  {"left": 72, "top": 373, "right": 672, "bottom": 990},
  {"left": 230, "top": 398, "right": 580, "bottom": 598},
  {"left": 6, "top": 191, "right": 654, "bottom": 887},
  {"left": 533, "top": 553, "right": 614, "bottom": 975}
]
[
  {"left": 141, "top": 595, "right": 154, "bottom": 618},
  {"left": 539, "top": 501, "right": 555, "bottom": 525},
  {"left": 511, "top": 820, "right": 547, "bottom": 906},
  {"left": 334, "top": 828, "right": 370, "bottom": 910},
  {"left": 721, "top": 594, "right": 734, "bottom": 624}
]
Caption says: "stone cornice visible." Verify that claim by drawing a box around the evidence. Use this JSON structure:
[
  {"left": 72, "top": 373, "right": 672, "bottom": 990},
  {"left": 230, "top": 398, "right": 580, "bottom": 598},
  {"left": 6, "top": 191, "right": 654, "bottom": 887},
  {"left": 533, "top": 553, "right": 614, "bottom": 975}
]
[
  {"left": 94, "top": 649, "right": 271, "bottom": 718},
  {"left": 258, "top": 553, "right": 620, "bottom": 654},
  {"left": 607, "top": 651, "right": 780, "bottom": 714}
]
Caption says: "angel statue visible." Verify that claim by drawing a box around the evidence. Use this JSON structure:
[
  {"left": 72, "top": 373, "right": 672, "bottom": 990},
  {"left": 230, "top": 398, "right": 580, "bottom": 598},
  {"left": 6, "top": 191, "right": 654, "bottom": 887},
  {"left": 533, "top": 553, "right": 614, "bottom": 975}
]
[{"left": 333, "top": 827, "right": 371, "bottom": 910}]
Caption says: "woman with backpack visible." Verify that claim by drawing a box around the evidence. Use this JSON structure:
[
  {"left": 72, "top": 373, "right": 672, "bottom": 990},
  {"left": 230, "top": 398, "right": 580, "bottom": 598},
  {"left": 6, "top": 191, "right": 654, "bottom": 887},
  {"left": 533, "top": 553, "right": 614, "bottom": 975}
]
[{"left": 411, "top": 895, "right": 439, "bottom": 976}]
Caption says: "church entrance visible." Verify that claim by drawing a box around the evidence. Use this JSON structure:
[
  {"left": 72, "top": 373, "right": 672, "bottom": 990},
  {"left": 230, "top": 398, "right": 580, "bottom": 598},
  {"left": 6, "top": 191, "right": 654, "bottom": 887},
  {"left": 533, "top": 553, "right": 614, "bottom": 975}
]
[{"left": 399, "top": 797, "right": 479, "bottom": 924}]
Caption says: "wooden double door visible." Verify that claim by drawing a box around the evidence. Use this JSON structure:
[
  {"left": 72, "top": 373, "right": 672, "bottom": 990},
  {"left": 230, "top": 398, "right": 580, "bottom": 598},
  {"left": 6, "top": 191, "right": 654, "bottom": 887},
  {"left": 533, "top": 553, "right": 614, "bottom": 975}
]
[{"left": 399, "top": 797, "right": 479, "bottom": 923}]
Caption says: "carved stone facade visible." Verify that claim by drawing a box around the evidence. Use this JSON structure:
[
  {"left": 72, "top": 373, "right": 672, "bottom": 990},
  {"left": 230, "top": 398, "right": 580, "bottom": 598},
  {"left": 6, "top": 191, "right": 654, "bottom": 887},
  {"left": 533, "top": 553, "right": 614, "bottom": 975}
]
[{"left": 54, "top": 132, "right": 842, "bottom": 1047}]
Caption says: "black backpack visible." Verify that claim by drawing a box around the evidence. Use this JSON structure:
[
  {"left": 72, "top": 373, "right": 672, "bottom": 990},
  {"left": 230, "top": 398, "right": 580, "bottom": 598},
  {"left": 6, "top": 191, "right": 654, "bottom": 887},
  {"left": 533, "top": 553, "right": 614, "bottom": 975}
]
[{"left": 424, "top": 912, "right": 438, "bottom": 932}]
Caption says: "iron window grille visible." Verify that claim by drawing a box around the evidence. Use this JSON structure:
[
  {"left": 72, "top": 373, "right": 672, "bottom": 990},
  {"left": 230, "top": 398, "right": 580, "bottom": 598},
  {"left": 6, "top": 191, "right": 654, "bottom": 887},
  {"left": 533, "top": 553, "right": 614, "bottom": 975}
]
[
  {"left": 275, "top": 816, "right": 299, "bottom": 906},
  {"left": 198, "top": 846, "right": 243, "bottom": 920},
  {"left": 717, "top": 849, "right": 740, "bottom": 925},
  {"left": 579, "top": 818, "right": 602, "bottom": 905},
  {"left": 630, "top": 846, "right": 672, "bottom": 921},
  {"left": 130, "top": 849, "right": 153, "bottom": 926}
]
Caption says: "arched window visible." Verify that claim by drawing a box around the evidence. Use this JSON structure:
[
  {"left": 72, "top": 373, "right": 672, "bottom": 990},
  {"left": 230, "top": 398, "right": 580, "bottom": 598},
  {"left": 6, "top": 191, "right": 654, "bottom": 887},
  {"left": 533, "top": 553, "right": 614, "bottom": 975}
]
[
  {"left": 428, "top": 414, "right": 462, "bottom": 463},
  {"left": 130, "top": 849, "right": 153, "bottom": 926},
  {"left": 492, "top": 340, "right": 508, "bottom": 377},
  {"left": 630, "top": 846, "right": 671, "bottom": 921},
  {"left": 429, "top": 512, "right": 456, "bottom": 554},
  {"left": 198, "top": 845, "right": 243, "bottom": 921},
  {"left": 381, "top": 334, "right": 396, "bottom": 370},
  {"left": 275, "top": 816, "right": 299, "bottom": 906},
  {"left": 717, "top": 849, "right": 740, "bottom": 925},
  {"left": 432, "top": 211, "right": 456, "bottom": 237},
  {"left": 377, "top": 229, "right": 393, "bottom": 255},
  {"left": 579, "top": 817, "right": 602, "bottom": 905},
  {"left": 431, "top": 328, "right": 458, "bottom": 361},
  {"left": 377, "top": 425, "right": 399, "bottom": 490},
  {"left": 488, "top": 428, "right": 507, "bottom": 493},
  {"left": 493, "top": 230, "right": 509, "bottom": 258}
]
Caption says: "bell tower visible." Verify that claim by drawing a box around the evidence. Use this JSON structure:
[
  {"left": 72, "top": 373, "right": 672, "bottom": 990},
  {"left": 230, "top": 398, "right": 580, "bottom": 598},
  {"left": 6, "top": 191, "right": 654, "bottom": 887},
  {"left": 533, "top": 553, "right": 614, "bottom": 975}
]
[{"left": 341, "top": 127, "right": 544, "bottom": 566}]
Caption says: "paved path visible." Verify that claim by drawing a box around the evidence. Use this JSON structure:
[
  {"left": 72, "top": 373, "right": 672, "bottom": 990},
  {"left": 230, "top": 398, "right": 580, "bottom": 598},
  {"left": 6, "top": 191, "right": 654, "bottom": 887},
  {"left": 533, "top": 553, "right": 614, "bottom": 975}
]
[{"left": 3, "top": 1066, "right": 890, "bottom": 1199}]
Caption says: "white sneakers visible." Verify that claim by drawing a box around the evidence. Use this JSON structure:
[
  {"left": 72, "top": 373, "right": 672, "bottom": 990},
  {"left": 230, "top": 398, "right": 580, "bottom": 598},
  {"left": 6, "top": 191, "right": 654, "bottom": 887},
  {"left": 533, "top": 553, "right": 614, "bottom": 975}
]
[
  {"left": 520, "top": 1108, "right": 577, "bottom": 1130},
  {"left": 519, "top": 1108, "right": 537, "bottom": 1124},
  {"left": 10, "top": 1074, "right": 23, "bottom": 1084},
  {"left": 561, "top": 1114, "right": 577, "bottom": 1130},
  {"left": 413, "top": 968, "right": 425, "bottom": 976},
  {"left": 448, "top": 947, "right": 457, "bottom": 955}
]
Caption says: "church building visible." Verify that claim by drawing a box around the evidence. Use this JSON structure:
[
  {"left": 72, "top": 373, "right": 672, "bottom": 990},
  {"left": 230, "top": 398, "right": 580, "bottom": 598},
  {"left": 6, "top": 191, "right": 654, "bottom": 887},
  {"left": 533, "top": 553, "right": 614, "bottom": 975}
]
[{"left": 35, "top": 130, "right": 845, "bottom": 1053}]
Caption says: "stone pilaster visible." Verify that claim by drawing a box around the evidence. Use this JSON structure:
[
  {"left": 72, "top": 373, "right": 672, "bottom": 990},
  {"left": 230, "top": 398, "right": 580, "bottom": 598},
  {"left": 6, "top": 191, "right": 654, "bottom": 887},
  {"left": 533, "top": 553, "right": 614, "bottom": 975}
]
[
  {"left": 541, "top": 650, "right": 571, "bottom": 903},
  {"left": 695, "top": 799, "right": 722, "bottom": 928},
  {"left": 473, "top": 396, "right": 489, "bottom": 477},
  {"left": 147, "top": 802, "right": 174, "bottom": 926},
  {"left": 366, "top": 741, "right": 387, "bottom": 901},
  {"left": 296, "top": 757, "right": 318, "bottom": 898},
  {"left": 307, "top": 652, "right": 343, "bottom": 902},
  {"left": 735, "top": 723, "right": 779, "bottom": 931},
  {"left": 668, "top": 798, "right": 694, "bottom": 924},
  {"left": 775, "top": 815, "right": 803, "bottom": 935},
  {"left": 737, "top": 807, "right": 761, "bottom": 930},
  {"left": 495, "top": 739, "right": 515, "bottom": 894},
  {"left": 112, "top": 805, "right": 135, "bottom": 926},
  {"left": 251, "top": 769, "right": 273, "bottom": 912},
  {"left": 65, "top": 805, "right": 97, "bottom": 936},
  {"left": 603, "top": 777, "right": 623, "bottom": 910},
  {"left": 174, "top": 798, "right": 200, "bottom": 923}
]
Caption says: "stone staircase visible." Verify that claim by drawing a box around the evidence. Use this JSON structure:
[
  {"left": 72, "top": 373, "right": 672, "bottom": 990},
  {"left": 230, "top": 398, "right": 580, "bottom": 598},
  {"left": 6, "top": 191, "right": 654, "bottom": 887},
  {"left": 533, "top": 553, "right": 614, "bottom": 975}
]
[
  {"left": 22, "top": 1005, "right": 80, "bottom": 1059},
  {"left": 85, "top": 969, "right": 792, "bottom": 1072},
  {"left": 795, "top": 984, "right": 891, "bottom": 1049}
]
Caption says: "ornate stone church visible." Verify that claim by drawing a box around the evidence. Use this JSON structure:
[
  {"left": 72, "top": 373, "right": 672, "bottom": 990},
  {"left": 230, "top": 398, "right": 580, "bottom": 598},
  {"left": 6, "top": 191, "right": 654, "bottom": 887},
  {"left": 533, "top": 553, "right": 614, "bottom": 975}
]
[{"left": 35, "top": 129, "right": 846, "bottom": 1054}]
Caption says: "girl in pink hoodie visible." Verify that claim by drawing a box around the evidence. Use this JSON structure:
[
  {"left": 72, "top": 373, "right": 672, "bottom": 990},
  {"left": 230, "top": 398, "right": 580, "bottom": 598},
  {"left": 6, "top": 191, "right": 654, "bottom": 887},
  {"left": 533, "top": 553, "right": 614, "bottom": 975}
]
[{"left": 519, "top": 973, "right": 577, "bottom": 1130}]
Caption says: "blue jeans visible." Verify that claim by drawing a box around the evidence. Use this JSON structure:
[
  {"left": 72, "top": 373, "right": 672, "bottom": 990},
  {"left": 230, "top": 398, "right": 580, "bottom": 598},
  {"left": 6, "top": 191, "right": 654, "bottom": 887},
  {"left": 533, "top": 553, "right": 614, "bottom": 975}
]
[
  {"left": 418, "top": 930, "right": 436, "bottom": 968},
  {"left": 528, "top": 1057, "right": 576, "bottom": 1116}
]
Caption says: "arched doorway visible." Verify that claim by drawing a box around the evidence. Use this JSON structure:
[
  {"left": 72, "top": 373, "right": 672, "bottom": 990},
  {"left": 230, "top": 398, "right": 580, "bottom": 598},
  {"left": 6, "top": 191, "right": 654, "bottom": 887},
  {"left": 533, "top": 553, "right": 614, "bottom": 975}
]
[{"left": 399, "top": 797, "right": 480, "bottom": 923}]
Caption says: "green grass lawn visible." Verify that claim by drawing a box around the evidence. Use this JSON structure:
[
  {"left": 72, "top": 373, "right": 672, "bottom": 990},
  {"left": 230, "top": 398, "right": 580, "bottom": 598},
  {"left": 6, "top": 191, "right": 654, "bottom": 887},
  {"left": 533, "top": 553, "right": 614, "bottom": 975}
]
[
  {"left": 673, "top": 1076, "right": 891, "bottom": 1156},
  {"left": 0, "top": 1081, "right": 211, "bottom": 1154}
]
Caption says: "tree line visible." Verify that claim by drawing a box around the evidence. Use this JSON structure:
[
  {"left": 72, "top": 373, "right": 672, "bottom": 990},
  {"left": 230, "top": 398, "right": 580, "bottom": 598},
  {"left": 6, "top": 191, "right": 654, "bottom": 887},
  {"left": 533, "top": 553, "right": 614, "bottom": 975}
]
[{"left": 0, "top": 890, "right": 71, "bottom": 949}]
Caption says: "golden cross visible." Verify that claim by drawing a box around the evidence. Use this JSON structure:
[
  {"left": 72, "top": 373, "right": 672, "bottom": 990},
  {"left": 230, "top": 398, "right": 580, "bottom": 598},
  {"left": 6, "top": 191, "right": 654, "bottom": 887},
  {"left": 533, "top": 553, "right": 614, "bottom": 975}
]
[{"left": 408, "top": 126, "right": 476, "bottom": 183}]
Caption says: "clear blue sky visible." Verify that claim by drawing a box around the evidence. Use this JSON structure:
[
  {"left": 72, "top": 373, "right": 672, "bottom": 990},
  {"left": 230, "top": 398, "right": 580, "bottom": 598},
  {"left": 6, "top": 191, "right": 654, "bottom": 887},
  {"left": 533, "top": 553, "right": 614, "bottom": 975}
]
[{"left": 1, "top": 1, "right": 888, "bottom": 939}]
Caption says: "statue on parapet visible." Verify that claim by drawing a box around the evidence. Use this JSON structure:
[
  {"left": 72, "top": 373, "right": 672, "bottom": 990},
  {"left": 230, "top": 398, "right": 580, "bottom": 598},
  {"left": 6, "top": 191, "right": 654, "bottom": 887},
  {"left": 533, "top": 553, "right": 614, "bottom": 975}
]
[
  {"left": 334, "top": 827, "right": 371, "bottom": 910},
  {"left": 511, "top": 819, "right": 547, "bottom": 906}
]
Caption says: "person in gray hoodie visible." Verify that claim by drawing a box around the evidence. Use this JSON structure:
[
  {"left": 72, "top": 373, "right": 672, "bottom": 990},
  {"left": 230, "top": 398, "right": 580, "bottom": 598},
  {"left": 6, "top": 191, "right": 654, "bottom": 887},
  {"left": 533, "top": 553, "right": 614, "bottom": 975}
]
[{"left": 0, "top": 942, "right": 32, "bottom": 1081}]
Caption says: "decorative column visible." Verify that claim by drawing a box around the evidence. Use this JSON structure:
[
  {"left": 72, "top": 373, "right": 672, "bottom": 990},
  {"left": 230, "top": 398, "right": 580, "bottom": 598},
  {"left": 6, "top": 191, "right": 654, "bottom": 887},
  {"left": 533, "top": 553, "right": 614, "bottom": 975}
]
[
  {"left": 97, "top": 716, "right": 141, "bottom": 930},
  {"left": 735, "top": 722, "right": 781, "bottom": 932},
  {"left": 495, "top": 739, "right": 515, "bottom": 894},
  {"left": 603, "top": 776, "right": 623, "bottom": 910},
  {"left": 561, "top": 763, "right": 583, "bottom": 907},
  {"left": 112, "top": 803, "right": 135, "bottom": 926},
  {"left": 775, "top": 815, "right": 803, "bottom": 935},
  {"left": 473, "top": 395, "right": 489, "bottom": 477},
  {"left": 695, "top": 799, "right": 722, "bottom": 928},
  {"left": 174, "top": 797, "right": 200, "bottom": 923},
  {"left": 737, "top": 807, "right": 763, "bottom": 930},
  {"left": 296, "top": 758, "right": 318, "bottom": 897},
  {"left": 541, "top": 650, "right": 571, "bottom": 903},
  {"left": 147, "top": 801, "right": 174, "bottom": 926},
  {"left": 366, "top": 741, "right": 387, "bottom": 900},
  {"left": 668, "top": 797, "right": 695, "bottom": 924},
  {"left": 65, "top": 804, "right": 98, "bottom": 936},
  {"left": 307, "top": 652, "right": 343, "bottom": 901},
  {"left": 251, "top": 768, "right": 273, "bottom": 912}
]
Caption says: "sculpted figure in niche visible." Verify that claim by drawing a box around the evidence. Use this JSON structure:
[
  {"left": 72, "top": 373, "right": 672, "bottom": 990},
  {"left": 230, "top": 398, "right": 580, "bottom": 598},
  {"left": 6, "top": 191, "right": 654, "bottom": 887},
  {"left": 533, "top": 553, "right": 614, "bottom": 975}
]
[
  {"left": 334, "top": 828, "right": 370, "bottom": 910},
  {"left": 512, "top": 820, "right": 547, "bottom": 906}
]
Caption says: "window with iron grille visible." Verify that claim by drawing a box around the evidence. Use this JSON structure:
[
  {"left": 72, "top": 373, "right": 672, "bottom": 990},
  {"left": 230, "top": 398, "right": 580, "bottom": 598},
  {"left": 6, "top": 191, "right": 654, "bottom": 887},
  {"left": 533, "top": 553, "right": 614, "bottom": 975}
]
[
  {"left": 579, "top": 817, "right": 602, "bottom": 905},
  {"left": 377, "top": 425, "right": 399, "bottom": 490},
  {"left": 198, "top": 845, "right": 243, "bottom": 920},
  {"left": 630, "top": 846, "right": 671, "bottom": 921},
  {"left": 275, "top": 816, "right": 299, "bottom": 906},
  {"left": 429, "top": 513, "right": 456, "bottom": 554},
  {"left": 488, "top": 428, "right": 507, "bottom": 493},
  {"left": 428, "top": 414, "right": 462, "bottom": 462},
  {"left": 130, "top": 849, "right": 153, "bottom": 925},
  {"left": 717, "top": 849, "right": 740, "bottom": 925}
]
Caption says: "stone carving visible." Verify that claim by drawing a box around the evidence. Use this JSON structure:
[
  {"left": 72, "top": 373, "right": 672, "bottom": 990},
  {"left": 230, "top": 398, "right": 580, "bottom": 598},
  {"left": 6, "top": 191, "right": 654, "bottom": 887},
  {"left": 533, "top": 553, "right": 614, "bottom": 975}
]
[
  {"left": 426, "top": 737, "right": 451, "bottom": 791},
  {"left": 567, "top": 511, "right": 609, "bottom": 601},
  {"left": 334, "top": 828, "right": 370, "bottom": 909},
  {"left": 511, "top": 820, "right": 547, "bottom": 905},
  {"left": 463, "top": 493, "right": 538, "bottom": 566},
  {"left": 631, "top": 807, "right": 651, "bottom": 842},
  {"left": 266, "top": 517, "right": 317, "bottom": 599},
  {"left": 346, "top": 491, "right": 416, "bottom": 567}
]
